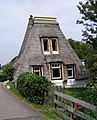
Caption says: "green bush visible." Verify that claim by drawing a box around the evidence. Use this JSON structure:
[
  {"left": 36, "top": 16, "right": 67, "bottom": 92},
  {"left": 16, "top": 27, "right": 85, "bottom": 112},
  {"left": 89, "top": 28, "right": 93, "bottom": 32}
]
[{"left": 17, "top": 72, "right": 50, "bottom": 104}]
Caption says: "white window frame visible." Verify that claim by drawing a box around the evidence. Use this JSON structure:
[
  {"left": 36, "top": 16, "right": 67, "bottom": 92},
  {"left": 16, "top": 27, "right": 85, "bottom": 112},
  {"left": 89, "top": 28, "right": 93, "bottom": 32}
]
[
  {"left": 41, "top": 37, "right": 59, "bottom": 55},
  {"left": 67, "top": 65, "right": 74, "bottom": 79},
  {"left": 33, "top": 66, "right": 42, "bottom": 76},
  {"left": 51, "top": 63, "right": 62, "bottom": 80},
  {"left": 42, "top": 38, "right": 50, "bottom": 55},
  {"left": 51, "top": 38, "right": 59, "bottom": 54}
]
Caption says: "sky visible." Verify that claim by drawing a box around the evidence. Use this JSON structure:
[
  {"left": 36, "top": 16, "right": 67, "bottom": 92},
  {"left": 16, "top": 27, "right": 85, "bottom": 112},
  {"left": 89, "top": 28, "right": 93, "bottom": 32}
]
[{"left": 0, "top": 0, "right": 85, "bottom": 65}]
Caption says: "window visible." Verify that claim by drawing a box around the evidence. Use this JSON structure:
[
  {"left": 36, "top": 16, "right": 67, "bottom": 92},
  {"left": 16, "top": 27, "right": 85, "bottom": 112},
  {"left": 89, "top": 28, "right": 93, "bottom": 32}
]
[
  {"left": 32, "top": 66, "right": 42, "bottom": 76},
  {"left": 41, "top": 37, "right": 59, "bottom": 55},
  {"left": 42, "top": 38, "right": 50, "bottom": 55},
  {"left": 51, "top": 38, "right": 59, "bottom": 54},
  {"left": 51, "top": 63, "right": 62, "bottom": 80},
  {"left": 67, "top": 65, "right": 74, "bottom": 79},
  {"left": 52, "top": 38, "right": 57, "bottom": 51},
  {"left": 43, "top": 38, "right": 49, "bottom": 51}
]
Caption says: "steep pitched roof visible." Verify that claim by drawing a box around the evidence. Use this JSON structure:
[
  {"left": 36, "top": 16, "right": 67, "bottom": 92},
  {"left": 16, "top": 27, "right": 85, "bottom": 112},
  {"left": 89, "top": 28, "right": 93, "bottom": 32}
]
[{"left": 14, "top": 16, "right": 82, "bottom": 79}]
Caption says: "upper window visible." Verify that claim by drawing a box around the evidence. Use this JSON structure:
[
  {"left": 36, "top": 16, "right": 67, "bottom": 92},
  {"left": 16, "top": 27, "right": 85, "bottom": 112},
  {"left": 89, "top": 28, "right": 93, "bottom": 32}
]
[
  {"left": 42, "top": 38, "right": 50, "bottom": 55},
  {"left": 43, "top": 38, "right": 49, "bottom": 51},
  {"left": 52, "top": 38, "right": 57, "bottom": 51},
  {"left": 41, "top": 37, "right": 59, "bottom": 55},
  {"left": 51, "top": 38, "right": 59, "bottom": 54},
  {"left": 51, "top": 63, "right": 62, "bottom": 80}
]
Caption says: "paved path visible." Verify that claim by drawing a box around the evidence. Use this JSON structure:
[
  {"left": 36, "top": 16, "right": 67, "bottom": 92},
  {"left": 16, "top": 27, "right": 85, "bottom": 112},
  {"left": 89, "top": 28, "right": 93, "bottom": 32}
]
[{"left": 0, "top": 83, "right": 47, "bottom": 120}]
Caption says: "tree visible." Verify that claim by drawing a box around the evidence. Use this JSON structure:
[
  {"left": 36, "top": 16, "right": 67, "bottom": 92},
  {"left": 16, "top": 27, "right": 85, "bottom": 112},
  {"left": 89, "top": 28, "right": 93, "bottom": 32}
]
[
  {"left": 77, "top": 0, "right": 97, "bottom": 93},
  {"left": 0, "top": 56, "right": 17, "bottom": 81},
  {"left": 77, "top": 0, "right": 97, "bottom": 50},
  {"left": 68, "top": 38, "right": 93, "bottom": 67},
  {"left": 1, "top": 64, "right": 14, "bottom": 81}
]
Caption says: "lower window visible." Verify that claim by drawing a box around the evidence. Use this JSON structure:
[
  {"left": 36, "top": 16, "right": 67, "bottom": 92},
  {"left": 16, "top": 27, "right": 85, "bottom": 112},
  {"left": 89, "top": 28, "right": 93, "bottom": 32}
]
[
  {"left": 32, "top": 66, "right": 42, "bottom": 76},
  {"left": 67, "top": 64, "right": 74, "bottom": 79},
  {"left": 51, "top": 63, "right": 62, "bottom": 80}
]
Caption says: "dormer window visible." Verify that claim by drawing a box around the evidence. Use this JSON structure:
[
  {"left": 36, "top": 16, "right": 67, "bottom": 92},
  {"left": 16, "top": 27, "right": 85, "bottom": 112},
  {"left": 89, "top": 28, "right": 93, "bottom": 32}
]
[
  {"left": 52, "top": 38, "right": 57, "bottom": 51},
  {"left": 42, "top": 38, "right": 50, "bottom": 55},
  {"left": 43, "top": 38, "right": 49, "bottom": 51},
  {"left": 51, "top": 38, "right": 59, "bottom": 54},
  {"left": 41, "top": 37, "right": 59, "bottom": 55}
]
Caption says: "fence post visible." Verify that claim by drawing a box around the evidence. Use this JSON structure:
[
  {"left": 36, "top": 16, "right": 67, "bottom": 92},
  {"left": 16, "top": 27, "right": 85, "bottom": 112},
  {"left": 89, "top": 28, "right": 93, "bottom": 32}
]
[
  {"left": 96, "top": 106, "right": 97, "bottom": 120},
  {"left": 71, "top": 102, "right": 75, "bottom": 119},
  {"left": 54, "top": 94, "right": 57, "bottom": 109}
]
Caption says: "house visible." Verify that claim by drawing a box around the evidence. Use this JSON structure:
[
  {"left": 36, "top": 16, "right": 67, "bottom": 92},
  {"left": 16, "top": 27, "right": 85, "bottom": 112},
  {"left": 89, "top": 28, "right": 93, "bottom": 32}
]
[{"left": 13, "top": 15, "right": 87, "bottom": 86}]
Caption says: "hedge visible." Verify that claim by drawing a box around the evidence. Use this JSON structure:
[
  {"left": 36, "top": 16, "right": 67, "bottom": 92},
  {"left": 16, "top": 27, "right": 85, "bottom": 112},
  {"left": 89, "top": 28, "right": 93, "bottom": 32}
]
[{"left": 17, "top": 72, "right": 50, "bottom": 104}]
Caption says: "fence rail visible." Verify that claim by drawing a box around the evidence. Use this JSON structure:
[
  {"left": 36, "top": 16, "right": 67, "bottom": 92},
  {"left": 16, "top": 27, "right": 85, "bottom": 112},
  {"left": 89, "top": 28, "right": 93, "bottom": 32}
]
[{"left": 54, "top": 90, "right": 97, "bottom": 120}]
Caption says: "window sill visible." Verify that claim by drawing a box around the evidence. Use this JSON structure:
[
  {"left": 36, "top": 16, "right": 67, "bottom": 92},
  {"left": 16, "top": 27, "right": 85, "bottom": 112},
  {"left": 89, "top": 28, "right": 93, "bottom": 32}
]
[
  {"left": 52, "top": 51, "right": 59, "bottom": 54},
  {"left": 43, "top": 51, "right": 59, "bottom": 55},
  {"left": 44, "top": 51, "right": 50, "bottom": 55}
]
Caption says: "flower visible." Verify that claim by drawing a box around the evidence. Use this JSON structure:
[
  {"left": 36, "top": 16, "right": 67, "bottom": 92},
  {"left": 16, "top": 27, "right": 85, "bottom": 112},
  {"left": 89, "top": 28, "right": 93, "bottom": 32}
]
[
  {"left": 73, "top": 115, "right": 77, "bottom": 119},
  {"left": 75, "top": 102, "right": 81, "bottom": 106},
  {"left": 75, "top": 102, "right": 84, "bottom": 112}
]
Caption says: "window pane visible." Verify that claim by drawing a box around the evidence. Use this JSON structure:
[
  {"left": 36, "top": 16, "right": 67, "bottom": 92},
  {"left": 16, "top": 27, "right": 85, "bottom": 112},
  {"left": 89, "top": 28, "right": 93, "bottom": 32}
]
[
  {"left": 43, "top": 40, "right": 48, "bottom": 51},
  {"left": 33, "top": 66, "right": 41, "bottom": 76},
  {"left": 52, "top": 68, "right": 60, "bottom": 78},
  {"left": 52, "top": 39, "right": 56, "bottom": 51},
  {"left": 68, "top": 70, "right": 72, "bottom": 77},
  {"left": 34, "top": 71, "right": 40, "bottom": 75},
  {"left": 67, "top": 64, "right": 74, "bottom": 78}
]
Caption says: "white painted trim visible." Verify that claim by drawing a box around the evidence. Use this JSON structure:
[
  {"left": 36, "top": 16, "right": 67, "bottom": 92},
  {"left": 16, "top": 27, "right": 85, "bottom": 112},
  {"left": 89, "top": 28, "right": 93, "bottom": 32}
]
[
  {"left": 52, "top": 51, "right": 59, "bottom": 54},
  {"left": 66, "top": 79, "right": 75, "bottom": 86},
  {"left": 44, "top": 51, "right": 50, "bottom": 55},
  {"left": 51, "top": 80, "right": 63, "bottom": 86}
]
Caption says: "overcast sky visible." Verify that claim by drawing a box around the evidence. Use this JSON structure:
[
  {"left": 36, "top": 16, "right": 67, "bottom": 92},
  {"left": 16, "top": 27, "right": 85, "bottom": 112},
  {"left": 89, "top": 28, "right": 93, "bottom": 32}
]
[{"left": 0, "top": 0, "right": 85, "bottom": 65}]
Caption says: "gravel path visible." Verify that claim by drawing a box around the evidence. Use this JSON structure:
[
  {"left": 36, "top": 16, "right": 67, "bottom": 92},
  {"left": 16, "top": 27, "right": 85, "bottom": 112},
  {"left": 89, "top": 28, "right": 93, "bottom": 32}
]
[{"left": 0, "top": 83, "right": 47, "bottom": 120}]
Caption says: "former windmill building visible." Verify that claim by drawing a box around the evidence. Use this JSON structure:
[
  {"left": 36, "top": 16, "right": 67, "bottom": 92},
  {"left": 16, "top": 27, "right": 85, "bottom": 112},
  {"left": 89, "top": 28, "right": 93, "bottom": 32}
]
[{"left": 14, "top": 16, "right": 87, "bottom": 86}]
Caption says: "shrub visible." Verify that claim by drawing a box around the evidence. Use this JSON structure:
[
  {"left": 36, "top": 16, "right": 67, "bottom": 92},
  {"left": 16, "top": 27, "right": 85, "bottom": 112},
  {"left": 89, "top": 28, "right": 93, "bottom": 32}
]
[
  {"left": 1, "top": 64, "right": 14, "bottom": 81},
  {"left": 17, "top": 72, "right": 50, "bottom": 104}
]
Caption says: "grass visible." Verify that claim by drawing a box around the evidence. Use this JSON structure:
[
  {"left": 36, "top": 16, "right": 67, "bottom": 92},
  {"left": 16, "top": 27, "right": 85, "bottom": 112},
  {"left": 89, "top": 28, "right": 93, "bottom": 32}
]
[
  {"left": 64, "top": 88, "right": 86, "bottom": 100},
  {"left": 64, "top": 88, "right": 97, "bottom": 105},
  {"left": 6, "top": 82, "right": 64, "bottom": 120}
]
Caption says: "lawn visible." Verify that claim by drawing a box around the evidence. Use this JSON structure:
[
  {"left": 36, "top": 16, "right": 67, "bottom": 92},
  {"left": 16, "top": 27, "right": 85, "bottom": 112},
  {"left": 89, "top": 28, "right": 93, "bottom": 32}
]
[
  {"left": 64, "top": 88, "right": 97, "bottom": 105},
  {"left": 64, "top": 88, "right": 86, "bottom": 100}
]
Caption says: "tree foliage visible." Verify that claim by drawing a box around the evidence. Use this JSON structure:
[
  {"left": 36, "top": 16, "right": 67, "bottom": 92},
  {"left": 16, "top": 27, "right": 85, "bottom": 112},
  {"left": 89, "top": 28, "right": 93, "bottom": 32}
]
[
  {"left": 0, "top": 64, "right": 14, "bottom": 81},
  {"left": 77, "top": 0, "right": 97, "bottom": 50},
  {"left": 77, "top": 0, "right": 97, "bottom": 91},
  {"left": 68, "top": 38, "right": 93, "bottom": 67}
]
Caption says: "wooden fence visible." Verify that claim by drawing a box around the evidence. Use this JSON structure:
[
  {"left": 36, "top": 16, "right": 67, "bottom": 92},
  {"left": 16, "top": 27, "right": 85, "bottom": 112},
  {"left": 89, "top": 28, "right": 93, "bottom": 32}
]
[{"left": 54, "top": 90, "right": 97, "bottom": 120}]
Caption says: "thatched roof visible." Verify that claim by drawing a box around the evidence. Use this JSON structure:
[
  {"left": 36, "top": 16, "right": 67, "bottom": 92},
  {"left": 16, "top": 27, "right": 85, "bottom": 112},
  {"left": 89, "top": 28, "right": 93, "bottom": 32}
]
[{"left": 13, "top": 16, "right": 84, "bottom": 79}]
